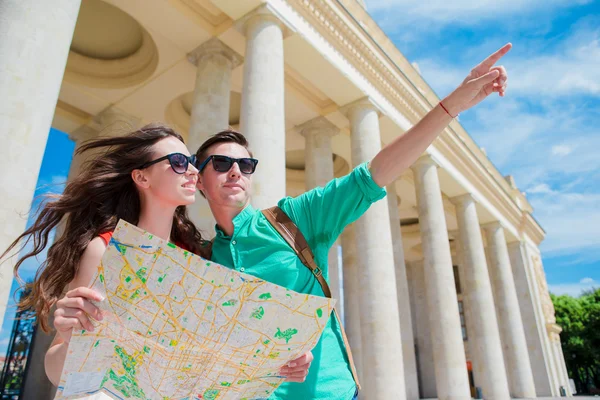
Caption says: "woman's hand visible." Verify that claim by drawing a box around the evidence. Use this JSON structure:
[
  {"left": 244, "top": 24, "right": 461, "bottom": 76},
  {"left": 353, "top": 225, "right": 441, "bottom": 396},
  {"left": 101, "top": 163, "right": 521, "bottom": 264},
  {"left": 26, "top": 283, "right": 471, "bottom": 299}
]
[
  {"left": 443, "top": 43, "right": 512, "bottom": 117},
  {"left": 53, "top": 287, "right": 104, "bottom": 344},
  {"left": 279, "top": 351, "right": 314, "bottom": 383}
]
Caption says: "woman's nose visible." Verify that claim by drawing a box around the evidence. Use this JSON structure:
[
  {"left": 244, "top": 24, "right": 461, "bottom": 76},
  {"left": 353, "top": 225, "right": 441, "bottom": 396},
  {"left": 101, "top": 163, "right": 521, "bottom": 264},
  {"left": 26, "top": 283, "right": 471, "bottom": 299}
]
[{"left": 187, "top": 161, "right": 199, "bottom": 175}]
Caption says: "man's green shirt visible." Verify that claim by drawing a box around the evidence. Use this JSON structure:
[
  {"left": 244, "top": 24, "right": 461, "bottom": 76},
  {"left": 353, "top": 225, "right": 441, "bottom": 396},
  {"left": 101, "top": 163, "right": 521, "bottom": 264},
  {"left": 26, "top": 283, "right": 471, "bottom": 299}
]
[{"left": 210, "top": 162, "right": 386, "bottom": 399}]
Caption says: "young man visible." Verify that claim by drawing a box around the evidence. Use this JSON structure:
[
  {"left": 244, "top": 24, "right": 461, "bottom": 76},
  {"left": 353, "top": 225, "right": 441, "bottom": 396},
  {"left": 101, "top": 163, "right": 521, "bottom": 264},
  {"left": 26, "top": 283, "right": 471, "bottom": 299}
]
[{"left": 194, "top": 44, "right": 511, "bottom": 400}]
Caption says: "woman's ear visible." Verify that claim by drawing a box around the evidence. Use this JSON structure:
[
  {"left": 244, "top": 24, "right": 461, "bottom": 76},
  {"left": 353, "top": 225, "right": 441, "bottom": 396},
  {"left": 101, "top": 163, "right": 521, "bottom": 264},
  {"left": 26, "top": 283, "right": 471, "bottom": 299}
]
[{"left": 131, "top": 169, "right": 151, "bottom": 189}]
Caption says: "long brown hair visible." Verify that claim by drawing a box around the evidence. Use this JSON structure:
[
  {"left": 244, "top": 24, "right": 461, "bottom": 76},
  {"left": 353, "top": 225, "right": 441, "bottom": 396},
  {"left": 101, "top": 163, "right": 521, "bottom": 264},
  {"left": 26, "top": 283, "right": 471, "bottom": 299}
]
[{"left": 1, "top": 124, "right": 206, "bottom": 332}]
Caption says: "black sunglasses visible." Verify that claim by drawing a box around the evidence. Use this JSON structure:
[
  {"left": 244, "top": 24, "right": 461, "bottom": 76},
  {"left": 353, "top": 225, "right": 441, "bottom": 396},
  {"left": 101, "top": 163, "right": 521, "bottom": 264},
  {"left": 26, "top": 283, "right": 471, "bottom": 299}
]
[
  {"left": 197, "top": 155, "right": 259, "bottom": 174},
  {"left": 137, "top": 153, "right": 197, "bottom": 174}
]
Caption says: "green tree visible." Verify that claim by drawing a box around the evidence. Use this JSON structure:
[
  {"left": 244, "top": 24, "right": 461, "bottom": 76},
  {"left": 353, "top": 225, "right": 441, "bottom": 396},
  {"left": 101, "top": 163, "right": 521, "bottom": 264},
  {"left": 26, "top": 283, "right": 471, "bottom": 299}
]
[{"left": 552, "top": 288, "right": 600, "bottom": 394}]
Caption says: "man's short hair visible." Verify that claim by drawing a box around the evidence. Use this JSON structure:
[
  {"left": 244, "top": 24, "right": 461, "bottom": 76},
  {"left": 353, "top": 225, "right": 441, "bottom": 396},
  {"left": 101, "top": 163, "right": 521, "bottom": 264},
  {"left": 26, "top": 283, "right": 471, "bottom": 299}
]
[{"left": 195, "top": 128, "right": 253, "bottom": 167}]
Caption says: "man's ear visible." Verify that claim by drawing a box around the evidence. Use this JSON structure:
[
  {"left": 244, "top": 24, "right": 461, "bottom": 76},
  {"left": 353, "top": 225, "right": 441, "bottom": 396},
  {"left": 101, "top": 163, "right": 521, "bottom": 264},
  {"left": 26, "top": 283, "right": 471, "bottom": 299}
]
[
  {"left": 196, "top": 173, "right": 205, "bottom": 192},
  {"left": 131, "top": 169, "right": 151, "bottom": 189},
  {"left": 196, "top": 174, "right": 208, "bottom": 199}
]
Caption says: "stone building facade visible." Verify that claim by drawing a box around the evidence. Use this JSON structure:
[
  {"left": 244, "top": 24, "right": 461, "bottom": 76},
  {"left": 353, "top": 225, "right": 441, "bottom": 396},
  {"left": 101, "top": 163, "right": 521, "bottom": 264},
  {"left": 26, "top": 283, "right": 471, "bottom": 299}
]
[{"left": 0, "top": 0, "right": 570, "bottom": 398}]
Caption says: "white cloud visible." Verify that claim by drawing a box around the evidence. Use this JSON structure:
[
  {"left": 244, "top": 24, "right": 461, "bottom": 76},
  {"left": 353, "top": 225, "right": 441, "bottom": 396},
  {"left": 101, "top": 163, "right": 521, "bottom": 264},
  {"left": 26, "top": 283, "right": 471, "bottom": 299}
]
[
  {"left": 367, "top": 0, "right": 591, "bottom": 25},
  {"left": 509, "top": 31, "right": 600, "bottom": 97},
  {"left": 412, "top": 26, "right": 600, "bottom": 100},
  {"left": 549, "top": 278, "right": 598, "bottom": 297},
  {"left": 527, "top": 183, "right": 553, "bottom": 194},
  {"left": 410, "top": 58, "right": 465, "bottom": 98},
  {"left": 37, "top": 175, "right": 68, "bottom": 195},
  {"left": 551, "top": 145, "right": 573, "bottom": 156},
  {"left": 529, "top": 191, "right": 600, "bottom": 255},
  {"left": 51, "top": 175, "right": 67, "bottom": 185}
]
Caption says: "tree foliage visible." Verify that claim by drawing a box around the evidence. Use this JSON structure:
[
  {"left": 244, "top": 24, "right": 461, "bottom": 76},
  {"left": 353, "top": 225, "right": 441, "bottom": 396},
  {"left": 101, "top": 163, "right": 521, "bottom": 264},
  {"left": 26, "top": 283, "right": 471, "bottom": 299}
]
[{"left": 551, "top": 288, "right": 600, "bottom": 394}]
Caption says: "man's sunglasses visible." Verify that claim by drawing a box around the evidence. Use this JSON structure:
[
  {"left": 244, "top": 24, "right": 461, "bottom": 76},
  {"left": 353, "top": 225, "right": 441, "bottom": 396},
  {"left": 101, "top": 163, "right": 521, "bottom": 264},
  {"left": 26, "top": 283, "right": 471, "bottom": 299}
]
[
  {"left": 137, "top": 153, "right": 197, "bottom": 174},
  {"left": 197, "top": 155, "right": 259, "bottom": 174}
]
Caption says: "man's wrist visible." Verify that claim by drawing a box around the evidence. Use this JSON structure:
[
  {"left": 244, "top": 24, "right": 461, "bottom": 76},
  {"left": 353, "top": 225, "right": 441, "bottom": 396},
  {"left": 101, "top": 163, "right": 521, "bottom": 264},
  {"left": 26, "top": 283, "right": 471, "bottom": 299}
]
[{"left": 441, "top": 93, "right": 462, "bottom": 118}]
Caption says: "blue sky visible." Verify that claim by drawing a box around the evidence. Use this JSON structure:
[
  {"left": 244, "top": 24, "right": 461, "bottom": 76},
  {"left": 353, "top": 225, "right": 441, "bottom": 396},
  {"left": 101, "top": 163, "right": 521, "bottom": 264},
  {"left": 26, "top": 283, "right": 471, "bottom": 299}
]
[
  {"left": 0, "top": 129, "right": 74, "bottom": 353},
  {"left": 368, "top": 0, "right": 600, "bottom": 296},
  {"left": 1, "top": 0, "right": 598, "bottom": 354}
]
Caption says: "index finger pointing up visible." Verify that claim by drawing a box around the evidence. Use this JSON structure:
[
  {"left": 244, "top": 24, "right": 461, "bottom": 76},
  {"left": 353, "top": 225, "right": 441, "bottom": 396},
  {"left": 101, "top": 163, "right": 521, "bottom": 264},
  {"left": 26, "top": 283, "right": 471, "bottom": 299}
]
[{"left": 479, "top": 43, "right": 512, "bottom": 70}]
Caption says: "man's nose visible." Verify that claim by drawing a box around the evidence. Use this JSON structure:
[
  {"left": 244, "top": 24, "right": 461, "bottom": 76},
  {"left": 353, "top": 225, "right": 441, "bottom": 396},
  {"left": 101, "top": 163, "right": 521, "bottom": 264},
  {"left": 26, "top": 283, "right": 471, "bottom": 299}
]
[{"left": 229, "top": 161, "right": 241, "bottom": 178}]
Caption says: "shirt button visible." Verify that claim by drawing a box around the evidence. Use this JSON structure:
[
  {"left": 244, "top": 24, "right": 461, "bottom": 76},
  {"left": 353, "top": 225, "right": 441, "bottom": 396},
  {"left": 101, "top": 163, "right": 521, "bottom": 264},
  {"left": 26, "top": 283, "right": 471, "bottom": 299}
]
[
  {"left": 240, "top": 267, "right": 245, "bottom": 272},
  {"left": 232, "top": 240, "right": 237, "bottom": 245}
]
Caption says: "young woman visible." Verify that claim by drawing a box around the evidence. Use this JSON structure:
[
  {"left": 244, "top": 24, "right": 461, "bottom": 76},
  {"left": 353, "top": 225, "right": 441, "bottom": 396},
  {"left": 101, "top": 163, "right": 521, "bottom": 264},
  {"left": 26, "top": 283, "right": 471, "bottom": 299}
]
[{"left": 1, "top": 124, "right": 205, "bottom": 386}]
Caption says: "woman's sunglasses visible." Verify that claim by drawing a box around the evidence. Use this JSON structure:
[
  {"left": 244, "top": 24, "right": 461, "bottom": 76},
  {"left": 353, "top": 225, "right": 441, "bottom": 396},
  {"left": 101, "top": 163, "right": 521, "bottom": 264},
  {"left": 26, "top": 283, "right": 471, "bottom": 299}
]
[
  {"left": 137, "top": 153, "right": 197, "bottom": 174},
  {"left": 197, "top": 155, "right": 259, "bottom": 174}
]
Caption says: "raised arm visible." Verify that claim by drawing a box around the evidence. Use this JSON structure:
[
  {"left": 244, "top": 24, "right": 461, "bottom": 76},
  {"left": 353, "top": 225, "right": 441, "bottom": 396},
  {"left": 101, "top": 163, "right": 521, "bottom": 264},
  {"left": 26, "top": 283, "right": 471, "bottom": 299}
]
[
  {"left": 370, "top": 43, "right": 512, "bottom": 187},
  {"left": 44, "top": 237, "right": 106, "bottom": 386}
]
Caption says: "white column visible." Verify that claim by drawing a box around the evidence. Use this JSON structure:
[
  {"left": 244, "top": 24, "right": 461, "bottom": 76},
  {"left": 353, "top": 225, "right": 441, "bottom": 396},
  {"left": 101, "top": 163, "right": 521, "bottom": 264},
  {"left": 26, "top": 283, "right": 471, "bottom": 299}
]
[
  {"left": 407, "top": 260, "right": 437, "bottom": 398},
  {"left": 547, "top": 326, "right": 571, "bottom": 396},
  {"left": 188, "top": 38, "right": 242, "bottom": 152},
  {"left": 524, "top": 242, "right": 562, "bottom": 396},
  {"left": 452, "top": 194, "right": 510, "bottom": 399},
  {"left": 238, "top": 6, "right": 286, "bottom": 210},
  {"left": 341, "top": 224, "right": 363, "bottom": 384},
  {"left": 299, "top": 117, "right": 341, "bottom": 303},
  {"left": 450, "top": 229, "right": 482, "bottom": 393},
  {"left": 68, "top": 107, "right": 141, "bottom": 181},
  {"left": 508, "top": 241, "right": 554, "bottom": 396},
  {"left": 554, "top": 338, "right": 572, "bottom": 396},
  {"left": 343, "top": 99, "right": 406, "bottom": 399},
  {"left": 0, "top": 0, "right": 81, "bottom": 325},
  {"left": 387, "top": 189, "right": 419, "bottom": 400},
  {"left": 187, "top": 38, "right": 242, "bottom": 236},
  {"left": 411, "top": 155, "right": 471, "bottom": 400},
  {"left": 484, "top": 222, "right": 537, "bottom": 398}
]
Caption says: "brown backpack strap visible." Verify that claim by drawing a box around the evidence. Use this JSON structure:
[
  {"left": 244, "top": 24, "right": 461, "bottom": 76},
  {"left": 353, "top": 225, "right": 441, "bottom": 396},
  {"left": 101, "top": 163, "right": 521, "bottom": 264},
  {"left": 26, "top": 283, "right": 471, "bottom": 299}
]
[{"left": 262, "top": 206, "right": 361, "bottom": 390}]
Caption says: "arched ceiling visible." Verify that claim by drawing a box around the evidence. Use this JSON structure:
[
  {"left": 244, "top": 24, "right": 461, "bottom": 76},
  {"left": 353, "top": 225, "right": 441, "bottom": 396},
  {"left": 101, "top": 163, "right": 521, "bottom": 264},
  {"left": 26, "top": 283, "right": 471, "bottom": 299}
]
[{"left": 71, "top": 0, "right": 143, "bottom": 60}]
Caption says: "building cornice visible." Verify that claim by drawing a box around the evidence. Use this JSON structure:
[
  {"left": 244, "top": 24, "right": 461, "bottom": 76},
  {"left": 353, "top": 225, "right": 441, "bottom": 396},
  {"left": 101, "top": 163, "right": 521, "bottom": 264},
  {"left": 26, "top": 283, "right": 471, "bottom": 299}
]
[{"left": 293, "top": 0, "right": 426, "bottom": 124}]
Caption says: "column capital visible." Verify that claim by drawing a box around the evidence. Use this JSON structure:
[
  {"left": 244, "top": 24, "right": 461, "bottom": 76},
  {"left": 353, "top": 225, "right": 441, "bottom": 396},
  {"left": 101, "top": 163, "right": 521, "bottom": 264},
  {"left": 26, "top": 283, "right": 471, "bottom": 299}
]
[
  {"left": 187, "top": 37, "right": 243, "bottom": 69},
  {"left": 69, "top": 125, "right": 97, "bottom": 143},
  {"left": 339, "top": 97, "right": 380, "bottom": 119},
  {"left": 235, "top": 4, "right": 292, "bottom": 38},
  {"left": 411, "top": 154, "right": 438, "bottom": 171},
  {"left": 298, "top": 116, "right": 340, "bottom": 138},
  {"left": 506, "top": 240, "right": 523, "bottom": 250},
  {"left": 71, "top": 107, "right": 140, "bottom": 140},
  {"left": 546, "top": 322, "right": 562, "bottom": 335},
  {"left": 450, "top": 193, "right": 475, "bottom": 207},
  {"left": 94, "top": 106, "right": 141, "bottom": 136},
  {"left": 481, "top": 220, "right": 503, "bottom": 232}
]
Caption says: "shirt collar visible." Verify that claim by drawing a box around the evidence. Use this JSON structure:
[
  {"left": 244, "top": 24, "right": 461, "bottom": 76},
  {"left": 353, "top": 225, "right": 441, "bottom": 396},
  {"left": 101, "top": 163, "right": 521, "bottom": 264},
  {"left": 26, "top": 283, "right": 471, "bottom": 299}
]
[{"left": 214, "top": 203, "right": 257, "bottom": 238}]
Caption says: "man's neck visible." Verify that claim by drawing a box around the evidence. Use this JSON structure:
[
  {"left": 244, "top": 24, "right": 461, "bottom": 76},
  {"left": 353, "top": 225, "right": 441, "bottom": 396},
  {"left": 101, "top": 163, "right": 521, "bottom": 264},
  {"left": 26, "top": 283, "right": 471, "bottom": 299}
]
[{"left": 210, "top": 201, "right": 248, "bottom": 237}]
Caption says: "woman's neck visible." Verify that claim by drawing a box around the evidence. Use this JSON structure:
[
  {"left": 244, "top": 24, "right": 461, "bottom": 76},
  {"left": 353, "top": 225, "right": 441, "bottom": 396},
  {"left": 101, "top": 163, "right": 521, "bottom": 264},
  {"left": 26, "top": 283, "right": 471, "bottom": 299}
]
[{"left": 137, "top": 202, "right": 176, "bottom": 243}]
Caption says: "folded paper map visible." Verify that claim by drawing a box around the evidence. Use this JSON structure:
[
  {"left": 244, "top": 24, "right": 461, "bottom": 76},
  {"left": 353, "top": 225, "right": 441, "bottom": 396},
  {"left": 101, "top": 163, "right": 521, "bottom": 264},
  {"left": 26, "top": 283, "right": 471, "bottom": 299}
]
[{"left": 55, "top": 220, "right": 335, "bottom": 400}]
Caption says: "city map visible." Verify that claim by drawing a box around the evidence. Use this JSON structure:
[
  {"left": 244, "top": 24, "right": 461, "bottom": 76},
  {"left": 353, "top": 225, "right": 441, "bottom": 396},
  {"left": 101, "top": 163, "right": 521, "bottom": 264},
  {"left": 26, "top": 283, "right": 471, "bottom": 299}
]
[{"left": 55, "top": 220, "right": 335, "bottom": 400}]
